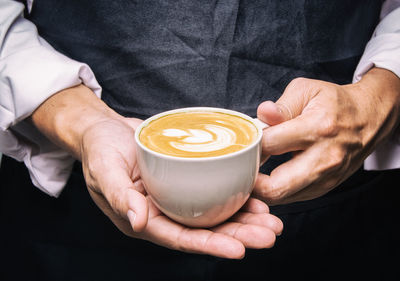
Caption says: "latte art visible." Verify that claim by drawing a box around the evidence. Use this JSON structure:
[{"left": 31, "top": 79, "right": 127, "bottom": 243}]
[
  {"left": 139, "top": 112, "right": 258, "bottom": 157},
  {"left": 165, "top": 124, "right": 237, "bottom": 153}
]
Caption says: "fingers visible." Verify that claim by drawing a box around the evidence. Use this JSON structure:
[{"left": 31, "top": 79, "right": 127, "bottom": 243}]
[
  {"left": 257, "top": 78, "right": 318, "bottom": 125},
  {"left": 124, "top": 189, "right": 149, "bottom": 231},
  {"left": 260, "top": 114, "right": 316, "bottom": 155},
  {"left": 240, "top": 197, "right": 270, "bottom": 214},
  {"left": 254, "top": 161, "right": 312, "bottom": 205},
  {"left": 274, "top": 77, "right": 321, "bottom": 119},
  {"left": 94, "top": 163, "right": 149, "bottom": 232},
  {"left": 257, "top": 78, "right": 324, "bottom": 155},
  {"left": 176, "top": 229, "right": 246, "bottom": 259},
  {"left": 257, "top": 101, "right": 290, "bottom": 126},
  {"left": 212, "top": 222, "right": 276, "bottom": 249},
  {"left": 230, "top": 212, "right": 283, "bottom": 235},
  {"left": 236, "top": 198, "right": 284, "bottom": 235},
  {"left": 137, "top": 198, "right": 281, "bottom": 259},
  {"left": 141, "top": 214, "right": 246, "bottom": 259},
  {"left": 254, "top": 144, "right": 335, "bottom": 205},
  {"left": 255, "top": 78, "right": 354, "bottom": 205}
]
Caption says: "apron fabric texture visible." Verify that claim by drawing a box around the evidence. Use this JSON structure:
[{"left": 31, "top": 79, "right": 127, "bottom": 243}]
[
  {"left": 1, "top": 1, "right": 399, "bottom": 280},
  {"left": 27, "top": 0, "right": 383, "bottom": 173}
]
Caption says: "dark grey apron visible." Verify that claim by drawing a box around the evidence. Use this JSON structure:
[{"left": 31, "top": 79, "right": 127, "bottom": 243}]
[{"left": 1, "top": 1, "right": 399, "bottom": 280}]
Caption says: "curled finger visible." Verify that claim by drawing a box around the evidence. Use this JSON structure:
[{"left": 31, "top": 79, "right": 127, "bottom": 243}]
[
  {"left": 212, "top": 222, "right": 276, "bottom": 249},
  {"left": 230, "top": 212, "right": 283, "bottom": 235},
  {"left": 240, "top": 197, "right": 270, "bottom": 214}
]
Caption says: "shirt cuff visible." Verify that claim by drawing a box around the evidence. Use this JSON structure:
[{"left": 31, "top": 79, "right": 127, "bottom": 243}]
[
  {"left": 353, "top": 8, "right": 400, "bottom": 171},
  {"left": 364, "top": 137, "right": 400, "bottom": 170},
  {"left": 0, "top": 45, "right": 101, "bottom": 197},
  {"left": 353, "top": 8, "right": 400, "bottom": 82}
]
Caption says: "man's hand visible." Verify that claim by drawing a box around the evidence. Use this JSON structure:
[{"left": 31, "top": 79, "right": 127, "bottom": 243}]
[
  {"left": 31, "top": 84, "right": 283, "bottom": 259},
  {"left": 255, "top": 68, "right": 400, "bottom": 205}
]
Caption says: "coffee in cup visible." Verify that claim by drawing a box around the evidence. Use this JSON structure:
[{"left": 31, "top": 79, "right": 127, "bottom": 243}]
[
  {"left": 135, "top": 107, "right": 267, "bottom": 227},
  {"left": 139, "top": 111, "right": 258, "bottom": 158}
]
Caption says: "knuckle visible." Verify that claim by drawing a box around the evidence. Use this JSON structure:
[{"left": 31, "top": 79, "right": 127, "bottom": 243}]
[
  {"left": 261, "top": 184, "right": 285, "bottom": 203},
  {"left": 289, "top": 77, "right": 309, "bottom": 88},
  {"left": 316, "top": 114, "right": 339, "bottom": 138},
  {"left": 325, "top": 146, "right": 346, "bottom": 171},
  {"left": 286, "top": 77, "right": 314, "bottom": 95},
  {"left": 268, "top": 190, "right": 284, "bottom": 202}
]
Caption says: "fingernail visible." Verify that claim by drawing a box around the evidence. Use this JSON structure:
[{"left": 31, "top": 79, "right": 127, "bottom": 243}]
[{"left": 127, "top": 209, "right": 136, "bottom": 231}]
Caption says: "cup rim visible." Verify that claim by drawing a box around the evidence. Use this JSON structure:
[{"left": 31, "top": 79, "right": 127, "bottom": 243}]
[{"left": 134, "top": 107, "right": 264, "bottom": 161}]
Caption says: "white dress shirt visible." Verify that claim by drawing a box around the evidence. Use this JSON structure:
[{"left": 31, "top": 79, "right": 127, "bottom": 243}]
[{"left": 1, "top": 0, "right": 400, "bottom": 197}]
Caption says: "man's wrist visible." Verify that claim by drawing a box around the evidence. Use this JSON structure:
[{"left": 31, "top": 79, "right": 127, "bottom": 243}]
[
  {"left": 31, "top": 84, "right": 122, "bottom": 160},
  {"left": 345, "top": 67, "right": 400, "bottom": 146},
  {"left": 357, "top": 68, "right": 400, "bottom": 122}
]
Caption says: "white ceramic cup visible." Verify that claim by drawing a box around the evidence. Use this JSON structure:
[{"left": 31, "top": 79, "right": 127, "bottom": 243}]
[{"left": 135, "top": 107, "right": 267, "bottom": 228}]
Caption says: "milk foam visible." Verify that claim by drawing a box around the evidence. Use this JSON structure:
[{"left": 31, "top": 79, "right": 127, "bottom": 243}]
[
  {"left": 165, "top": 125, "right": 237, "bottom": 153},
  {"left": 139, "top": 111, "right": 258, "bottom": 157}
]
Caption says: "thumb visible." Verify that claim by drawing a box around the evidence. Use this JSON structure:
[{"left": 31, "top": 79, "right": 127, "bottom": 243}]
[
  {"left": 257, "top": 78, "right": 316, "bottom": 125},
  {"left": 257, "top": 101, "right": 293, "bottom": 126},
  {"left": 97, "top": 166, "right": 149, "bottom": 232}
]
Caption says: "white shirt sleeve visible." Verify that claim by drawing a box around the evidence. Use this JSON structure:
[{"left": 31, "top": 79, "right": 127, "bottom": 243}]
[
  {"left": 353, "top": 0, "right": 400, "bottom": 170},
  {"left": 0, "top": 0, "right": 102, "bottom": 197}
]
